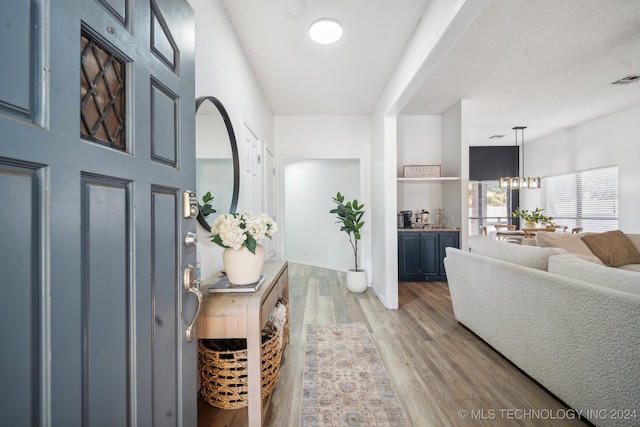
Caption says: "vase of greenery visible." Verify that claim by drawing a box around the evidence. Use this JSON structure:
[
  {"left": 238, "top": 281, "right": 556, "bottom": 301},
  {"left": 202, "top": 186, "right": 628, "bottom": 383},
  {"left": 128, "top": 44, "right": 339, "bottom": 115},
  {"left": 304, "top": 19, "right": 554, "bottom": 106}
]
[
  {"left": 512, "top": 207, "right": 553, "bottom": 228},
  {"left": 330, "top": 192, "right": 367, "bottom": 293}
]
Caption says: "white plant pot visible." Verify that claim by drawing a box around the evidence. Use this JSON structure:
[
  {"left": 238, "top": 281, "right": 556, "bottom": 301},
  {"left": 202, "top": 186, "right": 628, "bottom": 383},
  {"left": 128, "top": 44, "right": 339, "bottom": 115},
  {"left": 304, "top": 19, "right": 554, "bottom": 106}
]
[
  {"left": 222, "top": 243, "right": 265, "bottom": 285},
  {"left": 346, "top": 270, "right": 368, "bottom": 293}
]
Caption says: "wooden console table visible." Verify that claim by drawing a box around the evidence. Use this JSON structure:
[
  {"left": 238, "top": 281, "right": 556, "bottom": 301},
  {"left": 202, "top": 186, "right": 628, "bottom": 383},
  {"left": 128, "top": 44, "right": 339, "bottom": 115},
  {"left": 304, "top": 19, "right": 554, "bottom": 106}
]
[{"left": 197, "top": 260, "right": 289, "bottom": 427}]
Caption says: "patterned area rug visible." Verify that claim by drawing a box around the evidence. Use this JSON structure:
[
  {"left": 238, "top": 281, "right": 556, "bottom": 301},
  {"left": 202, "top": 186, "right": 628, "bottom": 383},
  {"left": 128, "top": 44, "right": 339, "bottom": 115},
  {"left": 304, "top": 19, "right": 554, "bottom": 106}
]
[{"left": 300, "top": 323, "right": 409, "bottom": 426}]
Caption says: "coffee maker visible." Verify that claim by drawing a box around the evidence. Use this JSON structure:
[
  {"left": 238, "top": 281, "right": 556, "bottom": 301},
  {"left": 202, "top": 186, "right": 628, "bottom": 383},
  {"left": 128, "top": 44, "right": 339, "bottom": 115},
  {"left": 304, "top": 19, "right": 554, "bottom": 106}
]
[{"left": 399, "top": 210, "right": 413, "bottom": 228}]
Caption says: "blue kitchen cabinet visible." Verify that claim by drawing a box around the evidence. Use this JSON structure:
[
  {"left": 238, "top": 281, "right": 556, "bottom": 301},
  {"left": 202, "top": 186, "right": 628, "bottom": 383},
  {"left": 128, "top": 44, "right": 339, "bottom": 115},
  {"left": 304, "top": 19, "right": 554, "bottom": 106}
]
[{"left": 398, "top": 230, "right": 460, "bottom": 281}]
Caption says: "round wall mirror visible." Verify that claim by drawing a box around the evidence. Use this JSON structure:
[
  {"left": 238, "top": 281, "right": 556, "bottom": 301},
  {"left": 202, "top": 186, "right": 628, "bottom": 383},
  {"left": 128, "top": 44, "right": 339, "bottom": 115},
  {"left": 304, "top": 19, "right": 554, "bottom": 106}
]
[{"left": 195, "top": 96, "right": 240, "bottom": 231}]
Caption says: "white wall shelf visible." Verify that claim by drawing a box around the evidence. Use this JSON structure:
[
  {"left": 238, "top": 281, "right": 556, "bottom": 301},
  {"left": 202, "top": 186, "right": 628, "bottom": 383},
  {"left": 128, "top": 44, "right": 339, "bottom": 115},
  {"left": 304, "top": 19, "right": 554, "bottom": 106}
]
[{"left": 397, "top": 177, "right": 459, "bottom": 183}]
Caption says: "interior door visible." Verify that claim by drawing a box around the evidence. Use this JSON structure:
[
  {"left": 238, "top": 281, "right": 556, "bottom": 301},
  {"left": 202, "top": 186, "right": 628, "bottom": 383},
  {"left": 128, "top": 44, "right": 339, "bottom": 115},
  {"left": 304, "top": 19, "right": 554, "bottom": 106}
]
[
  {"left": 263, "top": 147, "right": 276, "bottom": 259},
  {"left": 0, "top": 0, "right": 197, "bottom": 426},
  {"left": 243, "top": 121, "right": 261, "bottom": 213}
]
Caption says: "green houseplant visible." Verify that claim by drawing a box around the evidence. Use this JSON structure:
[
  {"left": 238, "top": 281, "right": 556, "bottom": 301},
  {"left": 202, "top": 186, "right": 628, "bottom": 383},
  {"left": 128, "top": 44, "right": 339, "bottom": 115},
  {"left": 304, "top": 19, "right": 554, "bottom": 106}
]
[
  {"left": 330, "top": 192, "right": 365, "bottom": 270},
  {"left": 330, "top": 192, "right": 367, "bottom": 292},
  {"left": 199, "top": 191, "right": 216, "bottom": 219},
  {"left": 512, "top": 207, "right": 553, "bottom": 226}
]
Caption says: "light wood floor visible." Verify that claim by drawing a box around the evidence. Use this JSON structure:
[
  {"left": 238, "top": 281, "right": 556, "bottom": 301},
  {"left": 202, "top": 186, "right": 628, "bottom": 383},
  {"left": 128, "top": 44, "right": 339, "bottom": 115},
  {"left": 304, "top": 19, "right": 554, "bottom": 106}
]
[{"left": 198, "top": 263, "right": 590, "bottom": 427}]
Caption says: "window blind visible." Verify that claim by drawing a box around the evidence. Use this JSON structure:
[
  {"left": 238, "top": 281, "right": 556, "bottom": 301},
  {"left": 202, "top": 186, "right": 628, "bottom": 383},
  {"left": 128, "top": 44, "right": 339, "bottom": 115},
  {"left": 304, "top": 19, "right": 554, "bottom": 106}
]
[{"left": 543, "top": 166, "right": 618, "bottom": 232}]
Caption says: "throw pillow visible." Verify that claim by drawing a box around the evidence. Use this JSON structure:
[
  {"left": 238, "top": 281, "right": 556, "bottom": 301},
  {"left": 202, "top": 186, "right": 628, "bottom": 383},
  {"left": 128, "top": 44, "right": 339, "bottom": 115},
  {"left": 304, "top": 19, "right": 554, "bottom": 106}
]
[
  {"left": 581, "top": 230, "right": 640, "bottom": 267},
  {"left": 536, "top": 232, "right": 604, "bottom": 265}
]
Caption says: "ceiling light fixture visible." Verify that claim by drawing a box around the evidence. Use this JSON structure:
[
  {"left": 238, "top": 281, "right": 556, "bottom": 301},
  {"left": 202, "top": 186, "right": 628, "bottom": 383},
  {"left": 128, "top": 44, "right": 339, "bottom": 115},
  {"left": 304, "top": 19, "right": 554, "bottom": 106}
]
[
  {"left": 309, "top": 19, "right": 343, "bottom": 44},
  {"left": 499, "top": 126, "right": 541, "bottom": 190}
]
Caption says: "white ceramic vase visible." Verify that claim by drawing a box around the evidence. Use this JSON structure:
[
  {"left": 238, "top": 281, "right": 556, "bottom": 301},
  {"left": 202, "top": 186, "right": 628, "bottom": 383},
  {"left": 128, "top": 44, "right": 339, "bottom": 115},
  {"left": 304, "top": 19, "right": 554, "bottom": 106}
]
[
  {"left": 346, "top": 270, "right": 368, "bottom": 293},
  {"left": 223, "top": 243, "right": 265, "bottom": 285}
]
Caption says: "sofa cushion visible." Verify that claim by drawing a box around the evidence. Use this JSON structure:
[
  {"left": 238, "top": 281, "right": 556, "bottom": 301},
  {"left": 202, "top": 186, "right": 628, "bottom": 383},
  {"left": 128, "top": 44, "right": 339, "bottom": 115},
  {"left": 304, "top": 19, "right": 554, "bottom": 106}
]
[
  {"left": 581, "top": 230, "right": 640, "bottom": 267},
  {"left": 469, "top": 235, "right": 566, "bottom": 271},
  {"left": 535, "top": 232, "right": 604, "bottom": 265},
  {"left": 626, "top": 233, "right": 640, "bottom": 252},
  {"left": 619, "top": 264, "right": 640, "bottom": 273},
  {"left": 548, "top": 254, "right": 640, "bottom": 295}
]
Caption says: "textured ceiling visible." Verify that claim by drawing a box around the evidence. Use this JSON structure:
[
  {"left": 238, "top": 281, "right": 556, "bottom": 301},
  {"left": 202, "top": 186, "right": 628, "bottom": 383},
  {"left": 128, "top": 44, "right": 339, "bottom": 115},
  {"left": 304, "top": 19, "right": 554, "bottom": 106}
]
[
  {"left": 401, "top": 0, "right": 640, "bottom": 144},
  {"left": 221, "top": 0, "right": 640, "bottom": 143}
]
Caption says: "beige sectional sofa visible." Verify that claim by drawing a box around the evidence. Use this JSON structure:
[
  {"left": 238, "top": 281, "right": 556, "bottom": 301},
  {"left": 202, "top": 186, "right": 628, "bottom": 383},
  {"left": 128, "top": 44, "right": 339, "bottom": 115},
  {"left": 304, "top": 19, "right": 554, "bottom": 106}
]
[{"left": 443, "top": 232, "right": 640, "bottom": 427}]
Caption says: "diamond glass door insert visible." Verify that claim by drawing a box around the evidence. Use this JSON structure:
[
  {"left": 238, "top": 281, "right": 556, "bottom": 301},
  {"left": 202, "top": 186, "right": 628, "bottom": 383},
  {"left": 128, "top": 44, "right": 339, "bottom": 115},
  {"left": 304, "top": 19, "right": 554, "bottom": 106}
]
[{"left": 81, "top": 34, "right": 126, "bottom": 150}]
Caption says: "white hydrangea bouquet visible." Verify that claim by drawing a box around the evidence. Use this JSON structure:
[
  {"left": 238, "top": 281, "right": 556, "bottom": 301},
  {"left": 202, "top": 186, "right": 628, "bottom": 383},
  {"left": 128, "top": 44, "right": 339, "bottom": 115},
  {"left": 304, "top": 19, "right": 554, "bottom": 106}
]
[{"left": 210, "top": 211, "right": 278, "bottom": 254}]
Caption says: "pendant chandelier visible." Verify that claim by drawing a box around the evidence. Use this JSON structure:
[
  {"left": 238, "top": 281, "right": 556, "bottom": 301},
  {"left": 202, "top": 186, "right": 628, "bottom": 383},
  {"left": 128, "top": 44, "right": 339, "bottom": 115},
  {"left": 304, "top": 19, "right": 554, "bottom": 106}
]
[{"left": 499, "top": 126, "right": 541, "bottom": 190}]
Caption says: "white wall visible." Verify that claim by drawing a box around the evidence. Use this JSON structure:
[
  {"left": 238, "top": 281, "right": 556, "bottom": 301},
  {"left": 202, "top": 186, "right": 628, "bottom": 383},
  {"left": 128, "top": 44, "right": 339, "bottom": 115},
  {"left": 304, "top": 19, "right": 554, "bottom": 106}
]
[
  {"left": 284, "top": 159, "right": 361, "bottom": 271},
  {"left": 275, "top": 115, "right": 371, "bottom": 276},
  {"left": 189, "top": 0, "right": 275, "bottom": 280},
  {"left": 523, "top": 104, "right": 640, "bottom": 233},
  {"left": 371, "top": 0, "right": 489, "bottom": 309},
  {"left": 371, "top": 114, "right": 398, "bottom": 307},
  {"left": 190, "top": 0, "right": 273, "bottom": 151},
  {"left": 441, "top": 100, "right": 469, "bottom": 249},
  {"left": 397, "top": 116, "right": 443, "bottom": 215}
]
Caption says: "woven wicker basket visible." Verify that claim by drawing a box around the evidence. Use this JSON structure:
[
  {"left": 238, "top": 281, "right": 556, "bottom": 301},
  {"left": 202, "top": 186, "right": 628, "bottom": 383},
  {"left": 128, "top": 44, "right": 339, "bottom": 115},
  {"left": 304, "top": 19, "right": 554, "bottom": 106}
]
[
  {"left": 278, "top": 297, "right": 290, "bottom": 347},
  {"left": 199, "top": 322, "right": 281, "bottom": 410}
]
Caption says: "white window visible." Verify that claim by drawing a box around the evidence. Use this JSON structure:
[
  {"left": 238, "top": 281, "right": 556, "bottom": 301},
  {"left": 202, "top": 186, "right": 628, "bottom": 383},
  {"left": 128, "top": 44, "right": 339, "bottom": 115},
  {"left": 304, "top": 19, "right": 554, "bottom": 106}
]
[
  {"left": 468, "top": 180, "right": 515, "bottom": 235},
  {"left": 543, "top": 166, "right": 618, "bottom": 232}
]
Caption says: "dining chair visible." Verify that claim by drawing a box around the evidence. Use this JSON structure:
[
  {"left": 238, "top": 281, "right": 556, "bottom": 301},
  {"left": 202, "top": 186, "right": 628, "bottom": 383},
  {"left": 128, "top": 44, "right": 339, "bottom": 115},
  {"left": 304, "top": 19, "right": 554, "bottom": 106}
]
[{"left": 494, "top": 224, "right": 516, "bottom": 231}]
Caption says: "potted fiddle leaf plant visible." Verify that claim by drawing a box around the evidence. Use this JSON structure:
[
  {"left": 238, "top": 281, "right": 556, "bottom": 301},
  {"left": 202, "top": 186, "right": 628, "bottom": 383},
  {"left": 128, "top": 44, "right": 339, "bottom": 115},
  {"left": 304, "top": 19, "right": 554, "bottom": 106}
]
[{"left": 330, "top": 192, "right": 367, "bottom": 293}]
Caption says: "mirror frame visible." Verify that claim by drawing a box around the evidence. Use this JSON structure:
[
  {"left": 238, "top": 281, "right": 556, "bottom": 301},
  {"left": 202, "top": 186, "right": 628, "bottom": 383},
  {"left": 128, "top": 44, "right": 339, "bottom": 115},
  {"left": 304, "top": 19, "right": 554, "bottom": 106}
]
[{"left": 195, "top": 96, "right": 240, "bottom": 231}]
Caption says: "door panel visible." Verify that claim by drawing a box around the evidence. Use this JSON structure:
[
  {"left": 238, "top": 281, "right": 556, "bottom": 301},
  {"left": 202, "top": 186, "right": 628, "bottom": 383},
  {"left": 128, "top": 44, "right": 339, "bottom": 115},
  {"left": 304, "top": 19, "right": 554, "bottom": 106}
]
[
  {"left": 151, "top": 81, "right": 179, "bottom": 167},
  {"left": 420, "top": 233, "right": 438, "bottom": 276},
  {"left": 0, "top": 0, "right": 196, "bottom": 426},
  {"left": 97, "top": 0, "right": 127, "bottom": 24},
  {"left": 0, "top": 0, "right": 42, "bottom": 121},
  {"left": 438, "top": 233, "right": 459, "bottom": 277},
  {"left": 397, "top": 233, "right": 420, "bottom": 278},
  {"left": 82, "top": 176, "right": 131, "bottom": 426},
  {"left": 0, "top": 160, "right": 44, "bottom": 427},
  {"left": 151, "top": 188, "right": 180, "bottom": 427}
]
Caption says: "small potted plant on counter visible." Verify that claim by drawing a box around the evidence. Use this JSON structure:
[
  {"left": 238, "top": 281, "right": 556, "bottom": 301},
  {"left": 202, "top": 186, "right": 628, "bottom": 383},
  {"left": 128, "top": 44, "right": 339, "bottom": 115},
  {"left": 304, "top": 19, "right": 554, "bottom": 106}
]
[{"left": 330, "top": 192, "right": 367, "bottom": 293}]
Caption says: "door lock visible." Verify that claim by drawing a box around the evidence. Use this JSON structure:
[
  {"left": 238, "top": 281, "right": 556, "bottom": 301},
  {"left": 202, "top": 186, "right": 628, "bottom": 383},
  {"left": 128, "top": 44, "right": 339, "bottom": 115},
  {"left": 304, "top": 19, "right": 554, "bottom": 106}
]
[
  {"left": 184, "top": 232, "right": 198, "bottom": 247},
  {"left": 183, "top": 190, "right": 198, "bottom": 218}
]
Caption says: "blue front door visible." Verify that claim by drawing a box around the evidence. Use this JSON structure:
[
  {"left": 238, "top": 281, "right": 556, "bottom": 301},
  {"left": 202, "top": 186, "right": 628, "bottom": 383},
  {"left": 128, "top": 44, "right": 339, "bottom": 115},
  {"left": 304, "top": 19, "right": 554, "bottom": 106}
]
[{"left": 0, "top": 0, "right": 197, "bottom": 425}]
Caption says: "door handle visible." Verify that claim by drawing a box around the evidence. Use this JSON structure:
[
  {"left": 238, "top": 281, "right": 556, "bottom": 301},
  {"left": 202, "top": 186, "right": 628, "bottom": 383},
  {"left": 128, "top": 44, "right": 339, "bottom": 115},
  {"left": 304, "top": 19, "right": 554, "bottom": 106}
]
[{"left": 183, "top": 264, "right": 202, "bottom": 343}]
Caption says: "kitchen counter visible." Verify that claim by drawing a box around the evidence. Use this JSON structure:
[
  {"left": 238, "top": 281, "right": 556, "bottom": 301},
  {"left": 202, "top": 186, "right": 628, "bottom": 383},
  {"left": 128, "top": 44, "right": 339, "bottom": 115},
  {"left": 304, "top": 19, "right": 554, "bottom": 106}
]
[{"left": 398, "top": 227, "right": 459, "bottom": 232}]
